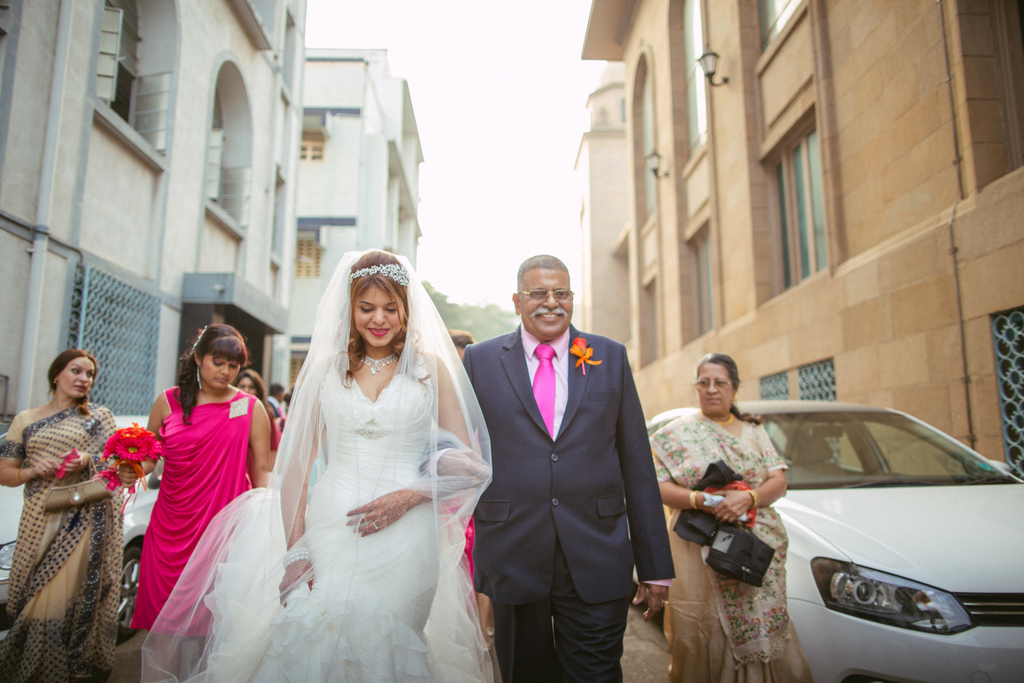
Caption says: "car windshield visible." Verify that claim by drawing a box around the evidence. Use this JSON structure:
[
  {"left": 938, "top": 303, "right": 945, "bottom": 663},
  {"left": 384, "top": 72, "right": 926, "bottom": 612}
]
[{"left": 760, "top": 411, "right": 1019, "bottom": 489}]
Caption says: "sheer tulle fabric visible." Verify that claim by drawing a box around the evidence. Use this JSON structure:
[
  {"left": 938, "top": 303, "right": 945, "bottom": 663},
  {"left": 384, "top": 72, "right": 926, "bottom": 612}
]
[{"left": 141, "top": 251, "right": 493, "bottom": 682}]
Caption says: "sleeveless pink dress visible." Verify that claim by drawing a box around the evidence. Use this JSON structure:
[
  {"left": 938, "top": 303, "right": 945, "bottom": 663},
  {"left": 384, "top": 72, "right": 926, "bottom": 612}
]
[{"left": 132, "top": 388, "right": 255, "bottom": 630}]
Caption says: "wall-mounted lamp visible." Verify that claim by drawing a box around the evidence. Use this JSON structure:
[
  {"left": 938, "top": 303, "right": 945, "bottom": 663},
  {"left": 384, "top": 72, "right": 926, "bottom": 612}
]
[
  {"left": 645, "top": 150, "right": 669, "bottom": 178},
  {"left": 697, "top": 51, "right": 728, "bottom": 86}
]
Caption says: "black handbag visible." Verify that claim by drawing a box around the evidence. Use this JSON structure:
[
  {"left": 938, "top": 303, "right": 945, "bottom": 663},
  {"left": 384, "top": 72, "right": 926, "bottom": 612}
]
[
  {"left": 705, "top": 524, "right": 775, "bottom": 587},
  {"left": 672, "top": 509, "right": 719, "bottom": 545}
]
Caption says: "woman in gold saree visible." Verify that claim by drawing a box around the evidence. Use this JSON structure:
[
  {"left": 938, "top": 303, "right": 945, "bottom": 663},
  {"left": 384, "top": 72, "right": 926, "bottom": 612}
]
[
  {"left": 0, "top": 350, "right": 124, "bottom": 683},
  {"left": 649, "top": 353, "right": 812, "bottom": 683}
]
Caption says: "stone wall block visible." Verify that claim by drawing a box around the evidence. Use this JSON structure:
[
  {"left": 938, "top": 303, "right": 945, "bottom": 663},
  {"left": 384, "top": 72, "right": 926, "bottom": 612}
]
[
  {"left": 878, "top": 333, "right": 931, "bottom": 388},
  {"left": 843, "top": 260, "right": 881, "bottom": 307},
  {"left": 879, "top": 230, "right": 944, "bottom": 291},
  {"left": 842, "top": 296, "right": 893, "bottom": 350},
  {"left": 789, "top": 315, "right": 844, "bottom": 367},
  {"left": 958, "top": 241, "right": 1024, "bottom": 319},
  {"left": 962, "top": 315, "right": 996, "bottom": 377},
  {"left": 957, "top": 11, "right": 996, "bottom": 57},
  {"left": 835, "top": 345, "right": 881, "bottom": 395},
  {"left": 891, "top": 272, "right": 958, "bottom": 337},
  {"left": 925, "top": 324, "right": 965, "bottom": 383}
]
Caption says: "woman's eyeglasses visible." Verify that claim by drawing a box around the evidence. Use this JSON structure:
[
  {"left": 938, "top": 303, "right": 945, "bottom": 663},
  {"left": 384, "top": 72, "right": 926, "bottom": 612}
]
[
  {"left": 519, "top": 289, "right": 574, "bottom": 303},
  {"left": 694, "top": 379, "right": 733, "bottom": 391}
]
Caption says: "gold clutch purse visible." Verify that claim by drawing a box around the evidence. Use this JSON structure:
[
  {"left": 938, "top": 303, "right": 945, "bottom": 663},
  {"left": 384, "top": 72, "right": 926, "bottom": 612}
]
[{"left": 43, "top": 457, "right": 113, "bottom": 512}]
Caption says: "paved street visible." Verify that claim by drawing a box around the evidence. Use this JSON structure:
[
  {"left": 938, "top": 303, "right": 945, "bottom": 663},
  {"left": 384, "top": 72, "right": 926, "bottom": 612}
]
[{"left": 108, "top": 601, "right": 669, "bottom": 682}]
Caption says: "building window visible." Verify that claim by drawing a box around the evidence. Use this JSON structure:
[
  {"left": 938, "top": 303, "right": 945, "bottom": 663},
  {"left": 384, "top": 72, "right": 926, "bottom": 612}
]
[
  {"left": 682, "top": 0, "right": 708, "bottom": 151},
  {"left": 992, "top": 307, "right": 1024, "bottom": 476},
  {"left": 207, "top": 62, "right": 253, "bottom": 228},
  {"left": 300, "top": 133, "right": 324, "bottom": 161},
  {"left": 760, "top": 371, "right": 790, "bottom": 400},
  {"left": 634, "top": 60, "right": 656, "bottom": 221},
  {"left": 774, "top": 129, "right": 826, "bottom": 290},
  {"left": 759, "top": 0, "right": 800, "bottom": 51},
  {"left": 96, "top": 1, "right": 175, "bottom": 152},
  {"left": 691, "top": 230, "right": 713, "bottom": 335},
  {"left": 295, "top": 237, "right": 322, "bottom": 278},
  {"left": 798, "top": 358, "right": 836, "bottom": 401}
]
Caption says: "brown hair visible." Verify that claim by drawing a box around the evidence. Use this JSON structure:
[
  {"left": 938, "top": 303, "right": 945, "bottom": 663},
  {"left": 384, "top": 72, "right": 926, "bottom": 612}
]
[
  {"left": 448, "top": 329, "right": 475, "bottom": 349},
  {"left": 234, "top": 368, "right": 276, "bottom": 417},
  {"left": 47, "top": 349, "right": 98, "bottom": 415},
  {"left": 346, "top": 251, "right": 409, "bottom": 383},
  {"left": 177, "top": 324, "right": 249, "bottom": 423},
  {"left": 696, "top": 353, "right": 762, "bottom": 425}
]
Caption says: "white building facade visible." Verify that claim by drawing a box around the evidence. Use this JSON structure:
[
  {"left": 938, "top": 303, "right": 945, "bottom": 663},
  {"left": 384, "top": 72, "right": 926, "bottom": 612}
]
[
  {"left": 290, "top": 48, "right": 423, "bottom": 383},
  {"left": 0, "top": 0, "right": 305, "bottom": 420}
]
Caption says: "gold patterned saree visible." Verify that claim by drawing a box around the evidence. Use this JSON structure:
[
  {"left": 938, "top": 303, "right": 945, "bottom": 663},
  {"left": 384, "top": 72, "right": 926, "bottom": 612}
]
[{"left": 0, "top": 405, "right": 122, "bottom": 682}]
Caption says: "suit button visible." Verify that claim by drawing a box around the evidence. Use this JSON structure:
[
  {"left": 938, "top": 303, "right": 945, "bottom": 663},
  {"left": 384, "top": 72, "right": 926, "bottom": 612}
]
[
  {"left": 551, "top": 498, "right": 559, "bottom": 506},
  {"left": 551, "top": 453, "right": 559, "bottom": 462}
]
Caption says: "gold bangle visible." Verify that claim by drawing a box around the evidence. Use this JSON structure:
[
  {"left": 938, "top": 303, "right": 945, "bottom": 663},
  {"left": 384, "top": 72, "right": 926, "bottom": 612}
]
[
  {"left": 16, "top": 468, "right": 27, "bottom": 484},
  {"left": 748, "top": 488, "right": 759, "bottom": 509},
  {"left": 689, "top": 490, "right": 699, "bottom": 510}
]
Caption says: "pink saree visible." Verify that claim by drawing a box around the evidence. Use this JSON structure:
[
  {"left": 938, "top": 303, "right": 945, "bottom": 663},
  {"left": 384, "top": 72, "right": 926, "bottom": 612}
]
[{"left": 131, "top": 388, "right": 255, "bottom": 630}]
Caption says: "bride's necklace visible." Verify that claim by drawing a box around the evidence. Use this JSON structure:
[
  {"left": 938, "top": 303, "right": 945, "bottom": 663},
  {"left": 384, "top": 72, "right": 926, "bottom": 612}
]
[{"left": 364, "top": 352, "right": 398, "bottom": 375}]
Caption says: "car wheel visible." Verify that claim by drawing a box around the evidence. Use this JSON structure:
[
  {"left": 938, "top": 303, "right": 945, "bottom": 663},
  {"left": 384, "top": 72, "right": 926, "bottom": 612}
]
[{"left": 117, "top": 544, "right": 142, "bottom": 644}]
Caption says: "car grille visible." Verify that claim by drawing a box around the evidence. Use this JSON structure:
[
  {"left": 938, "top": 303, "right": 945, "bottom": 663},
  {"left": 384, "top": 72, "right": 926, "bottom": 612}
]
[{"left": 956, "top": 593, "right": 1024, "bottom": 627}]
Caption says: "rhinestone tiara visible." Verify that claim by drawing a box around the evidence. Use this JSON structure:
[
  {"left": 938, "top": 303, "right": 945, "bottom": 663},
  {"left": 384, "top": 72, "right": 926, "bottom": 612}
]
[{"left": 349, "top": 263, "right": 410, "bottom": 287}]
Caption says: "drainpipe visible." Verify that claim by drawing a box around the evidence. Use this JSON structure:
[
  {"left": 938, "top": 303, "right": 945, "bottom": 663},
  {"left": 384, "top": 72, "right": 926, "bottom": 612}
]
[
  {"left": 937, "top": 0, "right": 976, "bottom": 448},
  {"left": 16, "top": 0, "right": 74, "bottom": 411}
]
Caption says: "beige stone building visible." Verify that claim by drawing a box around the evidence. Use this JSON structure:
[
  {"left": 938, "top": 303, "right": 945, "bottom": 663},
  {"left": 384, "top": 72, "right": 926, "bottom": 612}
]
[
  {"left": 581, "top": 0, "right": 1024, "bottom": 473},
  {"left": 0, "top": 0, "right": 305, "bottom": 420}
]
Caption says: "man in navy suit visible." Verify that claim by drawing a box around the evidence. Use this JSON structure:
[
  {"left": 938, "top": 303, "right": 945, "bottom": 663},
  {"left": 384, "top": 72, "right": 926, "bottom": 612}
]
[{"left": 463, "top": 255, "right": 674, "bottom": 683}]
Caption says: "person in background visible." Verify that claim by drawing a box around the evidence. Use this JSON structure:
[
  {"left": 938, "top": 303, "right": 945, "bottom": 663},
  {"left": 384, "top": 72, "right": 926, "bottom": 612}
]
[
  {"left": 234, "top": 369, "right": 282, "bottom": 462},
  {"left": 127, "top": 324, "right": 273, "bottom": 632},
  {"left": 267, "top": 382, "right": 286, "bottom": 431},
  {"left": 0, "top": 349, "right": 130, "bottom": 682},
  {"left": 449, "top": 329, "right": 475, "bottom": 361},
  {"left": 650, "top": 353, "right": 812, "bottom": 682}
]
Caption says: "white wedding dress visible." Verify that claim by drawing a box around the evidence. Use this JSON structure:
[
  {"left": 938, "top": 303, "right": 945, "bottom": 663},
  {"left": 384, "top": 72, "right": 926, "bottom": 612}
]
[{"left": 182, "top": 372, "right": 478, "bottom": 683}]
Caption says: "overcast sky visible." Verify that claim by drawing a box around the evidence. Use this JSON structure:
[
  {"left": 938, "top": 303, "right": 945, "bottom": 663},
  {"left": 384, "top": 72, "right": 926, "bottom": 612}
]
[{"left": 304, "top": 1, "right": 608, "bottom": 309}]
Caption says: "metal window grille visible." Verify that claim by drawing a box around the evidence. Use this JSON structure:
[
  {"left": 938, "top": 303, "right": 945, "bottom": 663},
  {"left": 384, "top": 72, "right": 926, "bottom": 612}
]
[
  {"left": 295, "top": 239, "right": 322, "bottom": 278},
  {"left": 67, "top": 264, "right": 160, "bottom": 415},
  {"left": 992, "top": 308, "right": 1024, "bottom": 476},
  {"left": 798, "top": 358, "right": 836, "bottom": 401},
  {"left": 760, "top": 371, "right": 789, "bottom": 400}
]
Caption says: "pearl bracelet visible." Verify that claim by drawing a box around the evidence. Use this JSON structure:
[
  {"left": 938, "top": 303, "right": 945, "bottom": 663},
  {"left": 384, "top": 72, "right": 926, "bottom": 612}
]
[{"left": 283, "top": 547, "right": 310, "bottom": 568}]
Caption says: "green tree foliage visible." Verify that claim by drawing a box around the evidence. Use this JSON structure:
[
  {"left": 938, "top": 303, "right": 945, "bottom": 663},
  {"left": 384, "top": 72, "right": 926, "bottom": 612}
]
[{"left": 423, "top": 281, "right": 520, "bottom": 344}]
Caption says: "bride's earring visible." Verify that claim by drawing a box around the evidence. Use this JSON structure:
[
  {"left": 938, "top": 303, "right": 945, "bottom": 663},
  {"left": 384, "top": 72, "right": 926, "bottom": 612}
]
[{"left": 196, "top": 367, "right": 203, "bottom": 391}]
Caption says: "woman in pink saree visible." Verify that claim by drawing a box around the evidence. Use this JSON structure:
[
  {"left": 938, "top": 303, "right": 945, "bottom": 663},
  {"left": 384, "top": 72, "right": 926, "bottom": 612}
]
[{"left": 128, "top": 324, "right": 273, "bottom": 631}]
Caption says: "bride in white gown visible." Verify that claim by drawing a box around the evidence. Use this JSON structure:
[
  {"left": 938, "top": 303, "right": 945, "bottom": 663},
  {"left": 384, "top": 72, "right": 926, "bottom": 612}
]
[{"left": 141, "top": 250, "right": 494, "bottom": 682}]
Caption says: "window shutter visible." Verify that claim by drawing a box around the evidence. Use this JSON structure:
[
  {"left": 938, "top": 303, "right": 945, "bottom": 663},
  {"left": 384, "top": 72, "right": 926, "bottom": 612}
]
[
  {"left": 97, "top": 8, "right": 122, "bottom": 101},
  {"left": 206, "top": 129, "right": 224, "bottom": 200}
]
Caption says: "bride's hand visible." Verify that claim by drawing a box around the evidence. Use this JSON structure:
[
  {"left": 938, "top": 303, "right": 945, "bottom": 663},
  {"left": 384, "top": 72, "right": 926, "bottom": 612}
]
[
  {"left": 279, "top": 560, "right": 313, "bottom": 604},
  {"left": 346, "top": 489, "right": 429, "bottom": 536}
]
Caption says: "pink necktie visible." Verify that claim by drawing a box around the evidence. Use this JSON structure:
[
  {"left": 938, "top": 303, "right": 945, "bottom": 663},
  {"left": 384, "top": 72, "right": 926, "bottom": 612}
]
[{"left": 534, "top": 343, "right": 556, "bottom": 438}]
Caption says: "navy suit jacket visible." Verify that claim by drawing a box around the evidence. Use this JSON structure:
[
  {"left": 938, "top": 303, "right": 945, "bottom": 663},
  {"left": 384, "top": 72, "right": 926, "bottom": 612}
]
[{"left": 464, "top": 326, "right": 674, "bottom": 605}]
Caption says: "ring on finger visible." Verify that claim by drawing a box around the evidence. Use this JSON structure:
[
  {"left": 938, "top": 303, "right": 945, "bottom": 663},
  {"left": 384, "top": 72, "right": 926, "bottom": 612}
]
[{"left": 372, "top": 521, "right": 378, "bottom": 529}]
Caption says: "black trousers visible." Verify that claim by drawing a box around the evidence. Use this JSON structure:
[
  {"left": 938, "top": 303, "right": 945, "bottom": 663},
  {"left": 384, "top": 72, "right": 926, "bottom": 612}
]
[{"left": 490, "top": 539, "right": 630, "bottom": 683}]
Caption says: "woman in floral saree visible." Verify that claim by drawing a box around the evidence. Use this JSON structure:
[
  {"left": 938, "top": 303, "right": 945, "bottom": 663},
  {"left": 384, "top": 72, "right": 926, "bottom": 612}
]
[
  {"left": 0, "top": 350, "right": 123, "bottom": 682},
  {"left": 649, "top": 353, "right": 812, "bottom": 683}
]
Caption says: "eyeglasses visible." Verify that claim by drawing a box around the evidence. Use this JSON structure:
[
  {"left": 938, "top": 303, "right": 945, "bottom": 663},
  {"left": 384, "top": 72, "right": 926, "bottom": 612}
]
[
  {"left": 519, "top": 288, "right": 574, "bottom": 303},
  {"left": 694, "top": 379, "right": 733, "bottom": 391}
]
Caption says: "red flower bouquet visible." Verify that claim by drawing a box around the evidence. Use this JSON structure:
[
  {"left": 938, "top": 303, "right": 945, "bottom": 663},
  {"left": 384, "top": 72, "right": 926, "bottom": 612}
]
[{"left": 97, "top": 422, "right": 162, "bottom": 494}]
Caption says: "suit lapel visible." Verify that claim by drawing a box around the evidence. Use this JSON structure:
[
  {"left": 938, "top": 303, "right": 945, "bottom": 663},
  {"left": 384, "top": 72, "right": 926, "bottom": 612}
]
[
  {"left": 500, "top": 329, "right": 550, "bottom": 438},
  {"left": 557, "top": 326, "right": 588, "bottom": 440}
]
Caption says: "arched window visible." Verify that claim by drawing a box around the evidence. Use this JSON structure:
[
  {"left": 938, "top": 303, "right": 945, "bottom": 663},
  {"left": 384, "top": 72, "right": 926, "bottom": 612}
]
[
  {"left": 206, "top": 62, "right": 253, "bottom": 229},
  {"left": 633, "top": 58, "right": 656, "bottom": 222},
  {"left": 683, "top": 0, "right": 708, "bottom": 150}
]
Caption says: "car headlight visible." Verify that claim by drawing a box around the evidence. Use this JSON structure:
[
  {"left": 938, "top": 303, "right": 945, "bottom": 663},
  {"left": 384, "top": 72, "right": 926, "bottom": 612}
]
[
  {"left": 0, "top": 541, "right": 14, "bottom": 571},
  {"left": 811, "top": 558, "right": 974, "bottom": 634}
]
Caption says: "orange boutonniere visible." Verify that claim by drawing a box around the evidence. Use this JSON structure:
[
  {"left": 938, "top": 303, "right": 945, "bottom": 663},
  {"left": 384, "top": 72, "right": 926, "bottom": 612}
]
[{"left": 570, "top": 337, "right": 602, "bottom": 376}]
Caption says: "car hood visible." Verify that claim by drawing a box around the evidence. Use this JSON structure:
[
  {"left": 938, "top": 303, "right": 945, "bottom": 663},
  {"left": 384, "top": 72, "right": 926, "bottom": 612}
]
[{"left": 778, "top": 485, "right": 1024, "bottom": 593}]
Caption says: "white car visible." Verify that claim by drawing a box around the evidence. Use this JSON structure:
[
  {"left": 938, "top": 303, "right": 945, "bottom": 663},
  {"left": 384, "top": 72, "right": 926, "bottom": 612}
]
[
  {"left": 0, "top": 416, "right": 157, "bottom": 643},
  {"left": 648, "top": 401, "right": 1024, "bottom": 683}
]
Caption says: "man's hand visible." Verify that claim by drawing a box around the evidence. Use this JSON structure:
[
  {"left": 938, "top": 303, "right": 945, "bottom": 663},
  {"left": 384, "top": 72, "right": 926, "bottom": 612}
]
[{"left": 632, "top": 582, "right": 669, "bottom": 622}]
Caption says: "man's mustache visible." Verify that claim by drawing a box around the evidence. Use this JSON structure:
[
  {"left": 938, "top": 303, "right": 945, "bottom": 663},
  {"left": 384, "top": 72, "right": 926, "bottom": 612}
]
[{"left": 531, "top": 307, "right": 567, "bottom": 318}]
